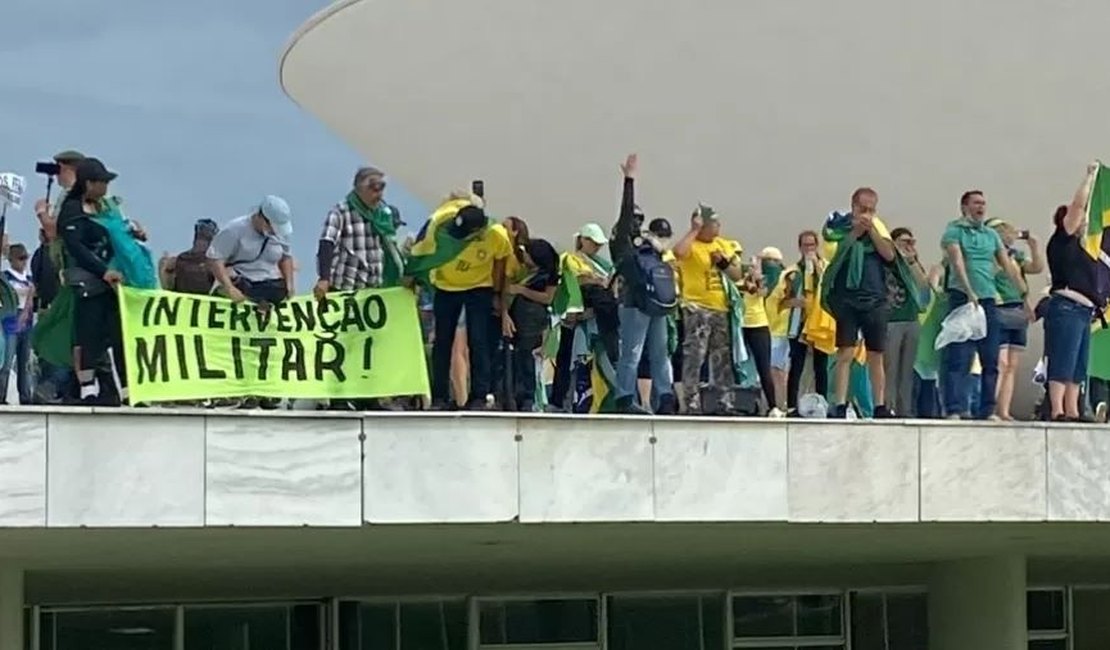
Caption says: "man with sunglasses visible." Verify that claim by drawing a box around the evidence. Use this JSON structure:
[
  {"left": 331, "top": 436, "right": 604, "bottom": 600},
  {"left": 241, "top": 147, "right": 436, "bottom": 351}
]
[
  {"left": 313, "top": 167, "right": 405, "bottom": 410},
  {"left": 884, "top": 227, "right": 932, "bottom": 417},
  {"left": 314, "top": 167, "right": 405, "bottom": 301}
]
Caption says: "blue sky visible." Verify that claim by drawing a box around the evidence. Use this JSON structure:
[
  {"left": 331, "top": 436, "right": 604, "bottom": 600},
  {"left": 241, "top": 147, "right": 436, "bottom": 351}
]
[{"left": 1, "top": 0, "right": 426, "bottom": 276}]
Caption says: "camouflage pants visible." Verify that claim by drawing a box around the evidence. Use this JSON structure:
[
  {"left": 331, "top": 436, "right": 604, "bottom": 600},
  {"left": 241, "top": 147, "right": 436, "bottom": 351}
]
[{"left": 681, "top": 305, "right": 733, "bottom": 414}]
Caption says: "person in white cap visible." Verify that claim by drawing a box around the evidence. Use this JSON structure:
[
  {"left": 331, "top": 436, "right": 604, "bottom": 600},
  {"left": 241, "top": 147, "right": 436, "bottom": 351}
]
[{"left": 208, "top": 195, "right": 295, "bottom": 305}]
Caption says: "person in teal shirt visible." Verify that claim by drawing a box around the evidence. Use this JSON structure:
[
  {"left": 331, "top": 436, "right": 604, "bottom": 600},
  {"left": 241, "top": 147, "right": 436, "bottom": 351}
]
[{"left": 938, "top": 190, "right": 1025, "bottom": 419}]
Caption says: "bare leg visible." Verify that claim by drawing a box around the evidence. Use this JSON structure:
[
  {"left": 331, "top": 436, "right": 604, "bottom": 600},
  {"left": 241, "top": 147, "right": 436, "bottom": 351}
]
[
  {"left": 1048, "top": 380, "right": 1067, "bottom": 419},
  {"left": 451, "top": 328, "right": 469, "bottom": 408},
  {"left": 1064, "top": 382, "right": 1082, "bottom": 419},
  {"left": 834, "top": 347, "right": 854, "bottom": 405},
  {"left": 995, "top": 347, "right": 1018, "bottom": 420}
]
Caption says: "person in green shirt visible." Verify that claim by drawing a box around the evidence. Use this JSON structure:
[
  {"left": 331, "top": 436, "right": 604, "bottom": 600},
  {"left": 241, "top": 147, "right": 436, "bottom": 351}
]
[
  {"left": 987, "top": 218, "right": 1044, "bottom": 420},
  {"left": 883, "top": 227, "right": 931, "bottom": 417},
  {"left": 939, "top": 190, "right": 1025, "bottom": 419}
]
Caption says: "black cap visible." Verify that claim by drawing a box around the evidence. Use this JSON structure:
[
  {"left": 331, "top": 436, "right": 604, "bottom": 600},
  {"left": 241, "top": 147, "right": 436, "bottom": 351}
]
[
  {"left": 450, "top": 205, "right": 486, "bottom": 238},
  {"left": 78, "top": 158, "right": 117, "bottom": 183},
  {"left": 648, "top": 218, "right": 673, "bottom": 238}
]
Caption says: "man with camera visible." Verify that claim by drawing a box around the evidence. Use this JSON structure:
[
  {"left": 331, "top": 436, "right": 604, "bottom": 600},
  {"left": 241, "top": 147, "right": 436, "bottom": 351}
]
[{"left": 34, "top": 150, "right": 84, "bottom": 239}]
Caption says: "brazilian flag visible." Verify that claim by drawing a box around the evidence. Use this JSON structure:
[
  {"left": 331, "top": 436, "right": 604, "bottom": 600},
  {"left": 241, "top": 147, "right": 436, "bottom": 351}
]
[{"left": 405, "top": 197, "right": 488, "bottom": 285}]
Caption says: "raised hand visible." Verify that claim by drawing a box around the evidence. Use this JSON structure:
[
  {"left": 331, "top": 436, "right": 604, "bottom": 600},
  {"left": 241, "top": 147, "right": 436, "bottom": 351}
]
[{"left": 620, "top": 153, "right": 638, "bottom": 178}]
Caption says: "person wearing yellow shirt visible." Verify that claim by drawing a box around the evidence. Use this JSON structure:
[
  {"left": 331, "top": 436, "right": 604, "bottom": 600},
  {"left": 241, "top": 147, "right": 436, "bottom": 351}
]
[
  {"left": 428, "top": 204, "right": 513, "bottom": 410},
  {"left": 760, "top": 246, "right": 789, "bottom": 411},
  {"left": 733, "top": 243, "right": 782, "bottom": 416},
  {"left": 674, "top": 206, "right": 744, "bottom": 415}
]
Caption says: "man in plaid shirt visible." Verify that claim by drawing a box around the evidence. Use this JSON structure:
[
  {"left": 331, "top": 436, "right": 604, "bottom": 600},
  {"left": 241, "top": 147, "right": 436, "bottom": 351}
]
[{"left": 314, "top": 166, "right": 404, "bottom": 298}]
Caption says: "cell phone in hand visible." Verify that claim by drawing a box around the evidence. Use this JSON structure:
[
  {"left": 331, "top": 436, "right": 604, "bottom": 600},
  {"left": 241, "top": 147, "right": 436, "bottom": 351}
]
[{"left": 1019, "top": 230, "right": 1030, "bottom": 240}]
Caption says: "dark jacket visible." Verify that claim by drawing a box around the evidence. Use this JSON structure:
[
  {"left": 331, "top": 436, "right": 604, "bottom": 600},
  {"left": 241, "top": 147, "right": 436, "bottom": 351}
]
[{"left": 611, "top": 177, "right": 641, "bottom": 308}]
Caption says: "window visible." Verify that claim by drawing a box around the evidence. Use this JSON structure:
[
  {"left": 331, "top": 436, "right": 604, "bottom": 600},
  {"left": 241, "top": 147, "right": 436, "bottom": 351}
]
[
  {"left": 731, "top": 593, "right": 844, "bottom": 649},
  {"left": 849, "top": 591, "right": 927, "bottom": 650},
  {"left": 1028, "top": 589, "right": 1068, "bottom": 650},
  {"left": 1072, "top": 588, "right": 1110, "bottom": 650},
  {"left": 607, "top": 594, "right": 724, "bottom": 650},
  {"left": 337, "top": 600, "right": 467, "bottom": 650},
  {"left": 183, "top": 603, "right": 321, "bottom": 650},
  {"left": 478, "top": 598, "right": 599, "bottom": 647},
  {"left": 41, "top": 606, "right": 176, "bottom": 650}
]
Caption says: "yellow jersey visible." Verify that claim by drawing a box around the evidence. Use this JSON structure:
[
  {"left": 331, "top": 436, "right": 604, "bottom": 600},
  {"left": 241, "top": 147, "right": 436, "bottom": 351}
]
[
  {"left": 432, "top": 224, "right": 513, "bottom": 292},
  {"left": 676, "top": 237, "right": 738, "bottom": 312}
]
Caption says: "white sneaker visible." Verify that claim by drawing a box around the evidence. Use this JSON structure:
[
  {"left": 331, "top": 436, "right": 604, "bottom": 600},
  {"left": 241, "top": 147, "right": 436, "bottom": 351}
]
[
  {"left": 1097, "top": 402, "right": 1108, "bottom": 424},
  {"left": 768, "top": 407, "right": 786, "bottom": 419}
]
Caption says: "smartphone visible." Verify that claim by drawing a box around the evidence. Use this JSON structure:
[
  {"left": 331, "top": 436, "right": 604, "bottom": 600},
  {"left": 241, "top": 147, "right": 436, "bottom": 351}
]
[
  {"left": 1019, "top": 229, "right": 1030, "bottom": 240},
  {"left": 471, "top": 180, "right": 485, "bottom": 199}
]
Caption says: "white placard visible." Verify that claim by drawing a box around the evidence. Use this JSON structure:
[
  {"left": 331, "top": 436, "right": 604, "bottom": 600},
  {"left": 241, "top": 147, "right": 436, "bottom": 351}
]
[{"left": 0, "top": 173, "right": 25, "bottom": 210}]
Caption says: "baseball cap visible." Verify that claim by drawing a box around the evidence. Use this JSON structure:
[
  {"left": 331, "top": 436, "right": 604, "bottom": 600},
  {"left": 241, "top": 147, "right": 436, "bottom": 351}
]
[
  {"left": 53, "top": 150, "right": 85, "bottom": 165},
  {"left": 760, "top": 246, "right": 784, "bottom": 261},
  {"left": 647, "top": 218, "right": 673, "bottom": 238},
  {"left": 257, "top": 195, "right": 293, "bottom": 241},
  {"left": 77, "top": 158, "right": 117, "bottom": 183},
  {"left": 576, "top": 223, "right": 608, "bottom": 245}
]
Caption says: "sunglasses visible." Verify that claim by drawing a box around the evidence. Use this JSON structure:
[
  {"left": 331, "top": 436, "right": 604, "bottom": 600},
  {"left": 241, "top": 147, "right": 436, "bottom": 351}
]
[{"left": 368, "top": 182, "right": 387, "bottom": 191}]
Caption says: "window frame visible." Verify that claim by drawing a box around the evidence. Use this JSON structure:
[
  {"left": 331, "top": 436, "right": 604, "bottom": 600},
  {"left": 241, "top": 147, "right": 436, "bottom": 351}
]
[
  {"left": 727, "top": 590, "right": 847, "bottom": 650},
  {"left": 470, "top": 593, "right": 604, "bottom": 650}
]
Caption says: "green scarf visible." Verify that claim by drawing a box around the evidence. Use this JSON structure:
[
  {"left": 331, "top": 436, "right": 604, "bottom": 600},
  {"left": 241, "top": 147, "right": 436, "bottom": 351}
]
[
  {"left": 348, "top": 191, "right": 404, "bottom": 286},
  {"left": 761, "top": 260, "right": 784, "bottom": 294}
]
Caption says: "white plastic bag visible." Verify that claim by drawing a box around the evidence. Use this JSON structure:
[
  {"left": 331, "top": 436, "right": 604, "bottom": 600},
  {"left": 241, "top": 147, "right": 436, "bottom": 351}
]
[
  {"left": 934, "top": 303, "right": 987, "bottom": 350},
  {"left": 1032, "top": 357, "right": 1047, "bottom": 385},
  {"left": 798, "top": 393, "right": 828, "bottom": 419}
]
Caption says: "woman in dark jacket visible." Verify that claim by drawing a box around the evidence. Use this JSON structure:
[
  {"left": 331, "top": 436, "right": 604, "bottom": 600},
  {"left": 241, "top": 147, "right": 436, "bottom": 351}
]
[{"left": 57, "top": 158, "right": 127, "bottom": 404}]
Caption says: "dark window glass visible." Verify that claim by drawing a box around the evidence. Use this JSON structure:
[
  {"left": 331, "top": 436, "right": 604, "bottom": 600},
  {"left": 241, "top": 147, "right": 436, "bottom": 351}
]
[
  {"left": 886, "top": 593, "right": 928, "bottom": 650},
  {"left": 23, "top": 607, "right": 30, "bottom": 650},
  {"left": 400, "top": 602, "right": 467, "bottom": 650},
  {"left": 1028, "top": 640, "right": 1067, "bottom": 650},
  {"left": 849, "top": 593, "right": 885, "bottom": 650},
  {"left": 607, "top": 594, "right": 724, "bottom": 650},
  {"left": 1028, "top": 590, "right": 1067, "bottom": 632},
  {"left": 52, "top": 607, "right": 175, "bottom": 650},
  {"left": 184, "top": 605, "right": 288, "bottom": 650},
  {"left": 1073, "top": 588, "right": 1110, "bottom": 650},
  {"left": 797, "top": 594, "right": 841, "bottom": 636},
  {"left": 733, "top": 596, "right": 793, "bottom": 638},
  {"left": 479, "top": 599, "right": 598, "bottom": 645},
  {"left": 337, "top": 603, "right": 394, "bottom": 650},
  {"left": 39, "top": 612, "right": 54, "bottom": 650},
  {"left": 291, "top": 604, "right": 323, "bottom": 650}
]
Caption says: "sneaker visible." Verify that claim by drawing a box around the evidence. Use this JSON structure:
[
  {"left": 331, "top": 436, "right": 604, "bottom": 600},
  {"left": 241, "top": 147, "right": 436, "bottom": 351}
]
[
  {"left": 767, "top": 407, "right": 787, "bottom": 419},
  {"left": 465, "top": 398, "right": 493, "bottom": 411},
  {"left": 873, "top": 405, "right": 895, "bottom": 419},
  {"left": 786, "top": 408, "right": 803, "bottom": 418},
  {"left": 828, "top": 403, "right": 849, "bottom": 419},
  {"left": 1097, "top": 402, "right": 1108, "bottom": 424},
  {"left": 945, "top": 414, "right": 964, "bottom": 420},
  {"left": 616, "top": 396, "right": 651, "bottom": 415}
]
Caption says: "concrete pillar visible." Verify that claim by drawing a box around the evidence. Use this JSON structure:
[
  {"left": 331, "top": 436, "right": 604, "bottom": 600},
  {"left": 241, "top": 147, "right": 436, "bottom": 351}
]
[
  {"left": 0, "top": 568, "right": 23, "bottom": 650},
  {"left": 929, "top": 555, "right": 1026, "bottom": 650}
]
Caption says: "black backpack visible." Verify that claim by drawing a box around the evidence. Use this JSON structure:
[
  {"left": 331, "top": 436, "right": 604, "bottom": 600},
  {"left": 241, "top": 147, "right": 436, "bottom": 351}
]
[{"left": 630, "top": 244, "right": 678, "bottom": 316}]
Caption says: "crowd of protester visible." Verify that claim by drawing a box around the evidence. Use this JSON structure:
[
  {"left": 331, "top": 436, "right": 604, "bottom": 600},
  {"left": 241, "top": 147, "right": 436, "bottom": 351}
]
[{"left": 2, "top": 149, "right": 1107, "bottom": 423}]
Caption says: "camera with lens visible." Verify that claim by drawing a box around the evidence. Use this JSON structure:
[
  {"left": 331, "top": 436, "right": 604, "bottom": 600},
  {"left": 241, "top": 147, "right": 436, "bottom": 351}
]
[{"left": 35, "top": 161, "right": 60, "bottom": 176}]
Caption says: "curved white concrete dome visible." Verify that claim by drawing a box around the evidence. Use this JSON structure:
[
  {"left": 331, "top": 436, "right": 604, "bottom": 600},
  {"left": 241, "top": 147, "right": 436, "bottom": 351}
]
[{"left": 281, "top": 0, "right": 1110, "bottom": 251}]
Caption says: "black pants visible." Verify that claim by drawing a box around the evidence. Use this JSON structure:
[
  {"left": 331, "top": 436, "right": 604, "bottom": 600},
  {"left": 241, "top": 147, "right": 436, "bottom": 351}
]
[
  {"left": 787, "top": 338, "right": 827, "bottom": 409},
  {"left": 75, "top": 291, "right": 127, "bottom": 389},
  {"left": 743, "top": 326, "right": 776, "bottom": 409},
  {"left": 432, "top": 288, "right": 493, "bottom": 405},
  {"left": 510, "top": 300, "right": 548, "bottom": 410},
  {"left": 550, "top": 324, "right": 575, "bottom": 408}
]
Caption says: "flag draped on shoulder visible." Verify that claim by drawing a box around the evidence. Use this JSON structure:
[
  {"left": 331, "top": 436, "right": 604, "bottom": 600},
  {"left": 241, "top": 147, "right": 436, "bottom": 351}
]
[
  {"left": 405, "top": 197, "right": 485, "bottom": 284},
  {"left": 1086, "top": 164, "right": 1110, "bottom": 259},
  {"left": 820, "top": 210, "right": 923, "bottom": 318}
]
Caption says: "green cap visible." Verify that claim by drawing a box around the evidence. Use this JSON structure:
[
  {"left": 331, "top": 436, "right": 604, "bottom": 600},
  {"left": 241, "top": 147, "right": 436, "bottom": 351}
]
[
  {"left": 53, "top": 150, "right": 86, "bottom": 165},
  {"left": 697, "top": 202, "right": 718, "bottom": 221}
]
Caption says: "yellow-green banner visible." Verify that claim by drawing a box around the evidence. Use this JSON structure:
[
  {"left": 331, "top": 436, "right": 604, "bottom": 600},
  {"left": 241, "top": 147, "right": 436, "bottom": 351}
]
[{"left": 118, "top": 286, "right": 430, "bottom": 403}]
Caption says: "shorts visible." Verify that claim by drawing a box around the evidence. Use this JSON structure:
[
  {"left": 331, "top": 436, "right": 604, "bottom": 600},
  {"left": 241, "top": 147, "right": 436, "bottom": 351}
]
[
  {"left": 997, "top": 304, "right": 1028, "bottom": 349},
  {"left": 770, "top": 336, "right": 790, "bottom": 370},
  {"left": 832, "top": 303, "right": 888, "bottom": 352}
]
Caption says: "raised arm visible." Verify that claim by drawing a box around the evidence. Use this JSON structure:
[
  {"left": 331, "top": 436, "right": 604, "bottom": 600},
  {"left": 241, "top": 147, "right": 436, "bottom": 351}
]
[
  {"left": 1063, "top": 162, "right": 1101, "bottom": 236},
  {"left": 1023, "top": 233, "right": 1045, "bottom": 275},
  {"left": 610, "top": 154, "right": 638, "bottom": 263}
]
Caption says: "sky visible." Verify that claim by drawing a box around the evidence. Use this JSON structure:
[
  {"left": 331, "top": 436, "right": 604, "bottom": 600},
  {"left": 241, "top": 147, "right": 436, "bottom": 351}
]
[{"left": 0, "top": 0, "right": 427, "bottom": 275}]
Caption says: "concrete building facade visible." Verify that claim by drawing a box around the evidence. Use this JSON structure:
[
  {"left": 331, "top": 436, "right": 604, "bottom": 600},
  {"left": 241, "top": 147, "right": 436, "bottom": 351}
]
[{"left": 2, "top": 408, "right": 1110, "bottom": 649}]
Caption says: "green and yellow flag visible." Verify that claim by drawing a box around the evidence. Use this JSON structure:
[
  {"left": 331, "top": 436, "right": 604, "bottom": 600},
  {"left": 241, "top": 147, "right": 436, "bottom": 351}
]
[
  {"left": 405, "top": 197, "right": 485, "bottom": 284},
  {"left": 1086, "top": 164, "right": 1110, "bottom": 258}
]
